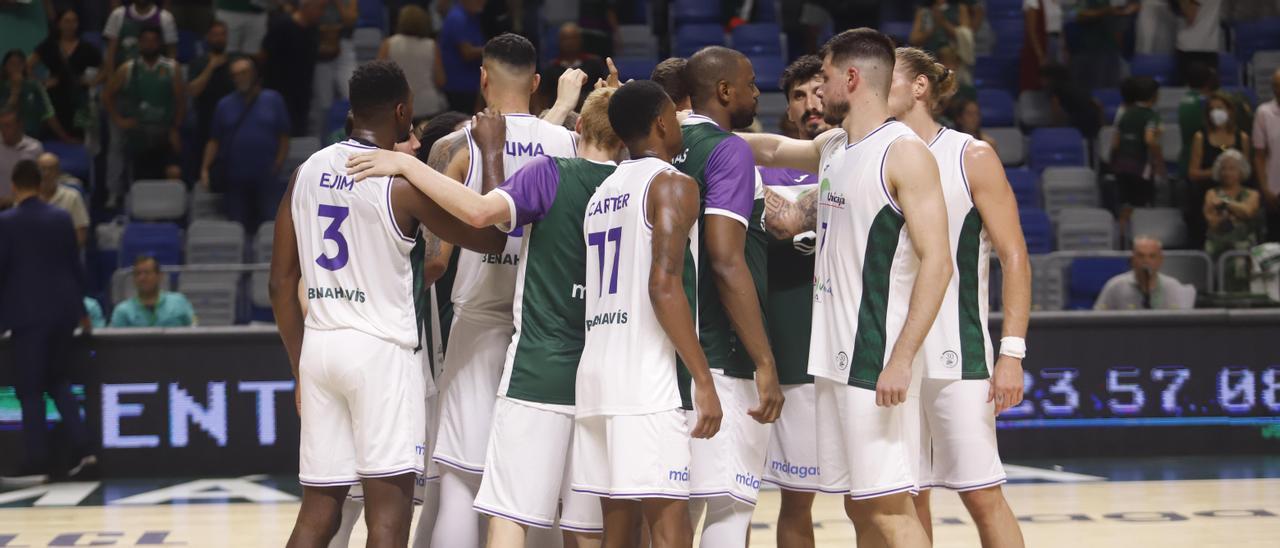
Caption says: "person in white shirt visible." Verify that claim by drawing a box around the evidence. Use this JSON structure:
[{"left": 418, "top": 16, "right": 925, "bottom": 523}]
[
  {"left": 1175, "top": 0, "right": 1223, "bottom": 85},
  {"left": 37, "top": 153, "right": 89, "bottom": 247},
  {"left": 1094, "top": 237, "right": 1197, "bottom": 310},
  {"left": 0, "top": 109, "right": 43, "bottom": 208},
  {"left": 1252, "top": 69, "right": 1280, "bottom": 243}
]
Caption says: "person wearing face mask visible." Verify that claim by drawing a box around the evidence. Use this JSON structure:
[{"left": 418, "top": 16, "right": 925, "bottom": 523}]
[
  {"left": 1188, "top": 92, "right": 1253, "bottom": 248},
  {"left": 199, "top": 57, "right": 291, "bottom": 233}
]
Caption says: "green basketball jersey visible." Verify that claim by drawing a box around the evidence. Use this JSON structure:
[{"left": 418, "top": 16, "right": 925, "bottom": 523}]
[
  {"left": 671, "top": 115, "right": 769, "bottom": 382},
  {"left": 498, "top": 157, "right": 616, "bottom": 406}
]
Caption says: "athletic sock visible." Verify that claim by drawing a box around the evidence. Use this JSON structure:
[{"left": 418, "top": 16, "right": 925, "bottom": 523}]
[
  {"left": 428, "top": 469, "right": 484, "bottom": 548},
  {"left": 698, "top": 496, "right": 754, "bottom": 548},
  {"left": 411, "top": 479, "right": 441, "bottom": 548}
]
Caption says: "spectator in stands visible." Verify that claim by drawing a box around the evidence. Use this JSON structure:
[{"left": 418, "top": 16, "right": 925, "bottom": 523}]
[
  {"left": 439, "top": 0, "right": 486, "bottom": 113},
  {"left": 215, "top": 0, "right": 269, "bottom": 55},
  {"left": 1174, "top": 0, "right": 1222, "bottom": 85},
  {"left": 311, "top": 0, "right": 358, "bottom": 140},
  {"left": 578, "top": 0, "right": 618, "bottom": 58},
  {"left": 262, "top": 0, "right": 322, "bottom": 136},
  {"left": 200, "top": 57, "right": 290, "bottom": 232},
  {"left": 36, "top": 153, "right": 88, "bottom": 247},
  {"left": 1042, "top": 64, "right": 1104, "bottom": 140},
  {"left": 102, "top": 0, "right": 178, "bottom": 78},
  {"left": 102, "top": 25, "right": 185, "bottom": 203},
  {"left": 111, "top": 255, "right": 196, "bottom": 328},
  {"left": 379, "top": 5, "right": 448, "bottom": 120},
  {"left": 0, "top": 159, "right": 94, "bottom": 481},
  {"left": 1135, "top": 0, "right": 1176, "bottom": 55},
  {"left": 1255, "top": 69, "right": 1280, "bottom": 242},
  {"left": 1071, "top": 0, "right": 1136, "bottom": 90},
  {"left": 650, "top": 57, "right": 691, "bottom": 112},
  {"left": 909, "top": 1, "right": 974, "bottom": 87},
  {"left": 0, "top": 108, "right": 42, "bottom": 208},
  {"left": 1178, "top": 62, "right": 1217, "bottom": 173},
  {"left": 1189, "top": 93, "right": 1253, "bottom": 189},
  {"left": 36, "top": 149, "right": 83, "bottom": 190},
  {"left": 2, "top": 50, "right": 73, "bottom": 143},
  {"left": 1109, "top": 76, "right": 1164, "bottom": 214},
  {"left": 188, "top": 21, "right": 235, "bottom": 158},
  {"left": 29, "top": 9, "right": 102, "bottom": 143},
  {"left": 947, "top": 96, "right": 999, "bottom": 150},
  {"left": 552, "top": 22, "right": 606, "bottom": 77},
  {"left": 1094, "top": 237, "right": 1196, "bottom": 310},
  {"left": 84, "top": 297, "right": 105, "bottom": 328},
  {"left": 1020, "top": 0, "right": 1065, "bottom": 91},
  {"left": 1204, "top": 149, "right": 1262, "bottom": 291}
]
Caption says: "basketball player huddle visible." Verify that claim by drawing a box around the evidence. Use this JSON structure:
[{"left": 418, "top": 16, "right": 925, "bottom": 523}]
[{"left": 269, "top": 27, "right": 1032, "bottom": 548}]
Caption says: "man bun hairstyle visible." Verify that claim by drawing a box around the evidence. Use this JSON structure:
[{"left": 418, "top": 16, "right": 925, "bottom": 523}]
[
  {"left": 348, "top": 60, "right": 411, "bottom": 120},
  {"left": 608, "top": 80, "right": 670, "bottom": 144},
  {"left": 781, "top": 54, "right": 823, "bottom": 95},
  {"left": 895, "top": 47, "right": 958, "bottom": 112},
  {"left": 483, "top": 32, "right": 538, "bottom": 72}
]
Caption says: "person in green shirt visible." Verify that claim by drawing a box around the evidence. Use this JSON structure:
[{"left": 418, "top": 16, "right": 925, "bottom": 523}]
[
  {"left": 0, "top": 49, "right": 72, "bottom": 142},
  {"left": 1109, "top": 76, "right": 1164, "bottom": 215},
  {"left": 110, "top": 256, "right": 196, "bottom": 328}
]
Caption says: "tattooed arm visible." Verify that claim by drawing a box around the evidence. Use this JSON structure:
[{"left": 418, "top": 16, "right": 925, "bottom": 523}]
[
  {"left": 762, "top": 186, "right": 818, "bottom": 240},
  {"left": 421, "top": 130, "right": 471, "bottom": 282}
]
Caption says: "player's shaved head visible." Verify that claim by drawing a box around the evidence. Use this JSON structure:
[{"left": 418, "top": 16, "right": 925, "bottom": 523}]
[
  {"left": 686, "top": 46, "right": 747, "bottom": 106},
  {"left": 483, "top": 33, "right": 537, "bottom": 75}
]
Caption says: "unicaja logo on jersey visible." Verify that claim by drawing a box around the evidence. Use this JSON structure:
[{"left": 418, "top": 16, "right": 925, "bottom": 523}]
[
  {"left": 813, "top": 276, "right": 834, "bottom": 303},
  {"left": 819, "top": 177, "right": 845, "bottom": 209}
]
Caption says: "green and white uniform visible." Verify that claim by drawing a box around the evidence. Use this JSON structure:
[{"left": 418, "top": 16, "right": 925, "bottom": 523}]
[
  {"left": 571, "top": 157, "right": 697, "bottom": 500},
  {"left": 292, "top": 138, "right": 427, "bottom": 486},
  {"left": 809, "top": 121, "right": 926, "bottom": 500},
  {"left": 472, "top": 156, "right": 612, "bottom": 531},
  {"left": 917, "top": 128, "right": 1006, "bottom": 492},
  {"left": 671, "top": 114, "right": 771, "bottom": 505}
]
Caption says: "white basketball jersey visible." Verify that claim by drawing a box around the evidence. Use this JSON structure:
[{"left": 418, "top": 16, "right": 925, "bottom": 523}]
[
  {"left": 451, "top": 114, "right": 577, "bottom": 324},
  {"left": 808, "top": 121, "right": 929, "bottom": 388},
  {"left": 575, "top": 158, "right": 697, "bottom": 417},
  {"left": 292, "top": 139, "right": 418, "bottom": 349},
  {"left": 921, "top": 128, "right": 994, "bottom": 380}
]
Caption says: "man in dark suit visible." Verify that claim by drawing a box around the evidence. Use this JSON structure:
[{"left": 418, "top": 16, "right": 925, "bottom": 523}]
[{"left": 0, "top": 160, "right": 94, "bottom": 482}]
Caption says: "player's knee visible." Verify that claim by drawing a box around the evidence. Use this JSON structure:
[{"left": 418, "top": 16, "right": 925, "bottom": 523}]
[
  {"left": 779, "top": 493, "right": 815, "bottom": 520},
  {"left": 958, "top": 486, "right": 1008, "bottom": 519}
]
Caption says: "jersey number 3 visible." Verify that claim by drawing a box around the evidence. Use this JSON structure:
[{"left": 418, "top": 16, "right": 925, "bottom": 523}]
[{"left": 316, "top": 204, "right": 350, "bottom": 271}]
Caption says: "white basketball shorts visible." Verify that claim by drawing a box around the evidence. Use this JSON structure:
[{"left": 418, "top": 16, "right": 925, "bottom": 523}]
[
  {"left": 298, "top": 328, "right": 426, "bottom": 486},
  {"left": 687, "top": 371, "right": 771, "bottom": 505},
  {"left": 432, "top": 315, "right": 512, "bottom": 474},
  {"left": 813, "top": 376, "right": 920, "bottom": 500},
  {"left": 763, "top": 383, "right": 831, "bottom": 493},
  {"left": 571, "top": 410, "right": 691, "bottom": 500},
  {"left": 918, "top": 378, "right": 1006, "bottom": 491}
]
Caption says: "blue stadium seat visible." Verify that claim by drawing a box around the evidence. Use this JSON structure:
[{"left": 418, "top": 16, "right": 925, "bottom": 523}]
[
  {"left": 675, "top": 24, "right": 726, "bottom": 57},
  {"left": 973, "top": 56, "right": 1019, "bottom": 92},
  {"left": 82, "top": 31, "right": 102, "bottom": 50},
  {"left": 674, "top": 0, "right": 720, "bottom": 24},
  {"left": 119, "top": 222, "right": 182, "bottom": 268},
  {"left": 177, "top": 30, "right": 202, "bottom": 64},
  {"left": 732, "top": 23, "right": 782, "bottom": 56},
  {"left": 1006, "top": 168, "right": 1039, "bottom": 210},
  {"left": 753, "top": 0, "right": 778, "bottom": 22},
  {"left": 357, "top": 0, "right": 387, "bottom": 30},
  {"left": 41, "top": 141, "right": 91, "bottom": 184},
  {"left": 986, "top": 0, "right": 1024, "bottom": 21},
  {"left": 990, "top": 19, "right": 1025, "bottom": 53},
  {"left": 613, "top": 56, "right": 658, "bottom": 82},
  {"left": 1218, "top": 52, "right": 1240, "bottom": 86},
  {"left": 977, "top": 89, "right": 1016, "bottom": 127},
  {"left": 1028, "top": 127, "right": 1087, "bottom": 173},
  {"left": 1131, "top": 54, "right": 1176, "bottom": 85},
  {"left": 1092, "top": 88, "right": 1122, "bottom": 122},
  {"left": 751, "top": 54, "right": 785, "bottom": 92},
  {"left": 1222, "top": 86, "right": 1258, "bottom": 108},
  {"left": 1068, "top": 257, "right": 1130, "bottom": 309},
  {"left": 1232, "top": 18, "right": 1280, "bottom": 62},
  {"left": 881, "top": 21, "right": 913, "bottom": 44},
  {"left": 326, "top": 98, "right": 350, "bottom": 138},
  {"left": 1019, "top": 208, "right": 1053, "bottom": 254}
]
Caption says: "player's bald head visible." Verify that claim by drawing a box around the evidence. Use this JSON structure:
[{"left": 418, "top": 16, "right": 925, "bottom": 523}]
[{"left": 686, "top": 46, "right": 749, "bottom": 106}]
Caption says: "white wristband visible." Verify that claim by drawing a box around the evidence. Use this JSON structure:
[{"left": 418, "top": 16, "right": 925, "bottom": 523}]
[{"left": 999, "top": 337, "right": 1026, "bottom": 359}]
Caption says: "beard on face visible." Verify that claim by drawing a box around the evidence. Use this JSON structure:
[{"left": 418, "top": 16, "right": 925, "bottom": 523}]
[
  {"left": 823, "top": 98, "right": 849, "bottom": 126},
  {"left": 730, "top": 106, "right": 757, "bottom": 131},
  {"left": 801, "top": 108, "right": 828, "bottom": 138}
]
